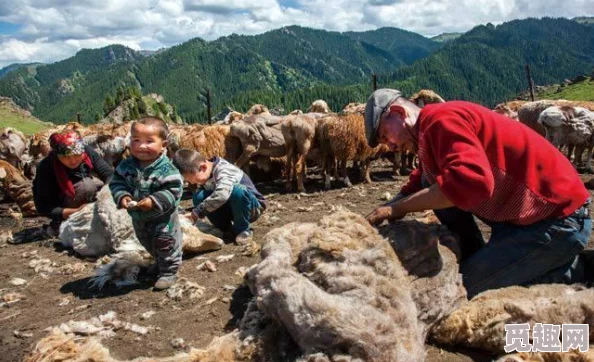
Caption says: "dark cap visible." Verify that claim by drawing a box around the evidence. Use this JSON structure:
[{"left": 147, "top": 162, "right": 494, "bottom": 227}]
[{"left": 365, "top": 88, "right": 402, "bottom": 147}]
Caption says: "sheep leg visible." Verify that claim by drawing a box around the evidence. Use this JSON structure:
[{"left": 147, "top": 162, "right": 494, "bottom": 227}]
[
  {"left": 339, "top": 159, "right": 352, "bottom": 188},
  {"left": 296, "top": 139, "right": 311, "bottom": 193},
  {"left": 362, "top": 160, "right": 372, "bottom": 184},
  {"left": 574, "top": 145, "right": 584, "bottom": 169},
  {"left": 399, "top": 151, "right": 410, "bottom": 176},
  {"left": 285, "top": 143, "right": 295, "bottom": 192},
  {"left": 235, "top": 146, "right": 257, "bottom": 176},
  {"left": 323, "top": 154, "right": 335, "bottom": 190}
]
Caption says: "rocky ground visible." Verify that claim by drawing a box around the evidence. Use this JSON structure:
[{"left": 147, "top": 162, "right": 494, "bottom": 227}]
[{"left": 0, "top": 162, "right": 592, "bottom": 362}]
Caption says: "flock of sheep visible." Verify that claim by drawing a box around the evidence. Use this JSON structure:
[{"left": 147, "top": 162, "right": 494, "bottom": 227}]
[{"left": 2, "top": 91, "right": 594, "bottom": 362}]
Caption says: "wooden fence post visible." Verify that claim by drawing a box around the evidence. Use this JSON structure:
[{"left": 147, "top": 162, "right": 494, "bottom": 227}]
[{"left": 525, "top": 64, "right": 535, "bottom": 101}]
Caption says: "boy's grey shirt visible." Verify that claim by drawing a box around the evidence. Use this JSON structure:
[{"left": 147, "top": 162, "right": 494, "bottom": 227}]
[
  {"left": 110, "top": 152, "right": 184, "bottom": 222},
  {"left": 195, "top": 157, "right": 266, "bottom": 214}
]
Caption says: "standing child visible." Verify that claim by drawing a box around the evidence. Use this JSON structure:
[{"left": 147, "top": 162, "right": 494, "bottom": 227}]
[
  {"left": 172, "top": 149, "right": 266, "bottom": 245},
  {"left": 110, "top": 117, "right": 184, "bottom": 290}
]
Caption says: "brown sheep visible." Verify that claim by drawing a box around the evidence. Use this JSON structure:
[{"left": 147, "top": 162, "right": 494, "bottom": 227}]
[
  {"left": 168, "top": 124, "right": 241, "bottom": 162},
  {"left": 493, "top": 100, "right": 527, "bottom": 120},
  {"left": 0, "top": 160, "right": 36, "bottom": 216},
  {"left": 340, "top": 102, "right": 366, "bottom": 116},
  {"left": 409, "top": 89, "right": 445, "bottom": 107},
  {"left": 246, "top": 104, "right": 271, "bottom": 116},
  {"left": 306, "top": 99, "right": 331, "bottom": 113},
  {"left": 280, "top": 114, "right": 319, "bottom": 192},
  {"left": 317, "top": 114, "right": 389, "bottom": 189}
]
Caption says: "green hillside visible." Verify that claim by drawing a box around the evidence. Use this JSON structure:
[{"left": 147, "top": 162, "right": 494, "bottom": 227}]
[
  {"left": 381, "top": 18, "right": 594, "bottom": 106},
  {"left": 0, "top": 26, "right": 429, "bottom": 124},
  {"left": 0, "top": 18, "right": 592, "bottom": 124},
  {"left": 0, "top": 97, "right": 52, "bottom": 135},
  {"left": 537, "top": 76, "right": 594, "bottom": 101}
]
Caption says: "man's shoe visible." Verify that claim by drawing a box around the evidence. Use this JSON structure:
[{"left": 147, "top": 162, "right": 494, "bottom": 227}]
[
  {"left": 154, "top": 274, "right": 177, "bottom": 290},
  {"left": 235, "top": 230, "right": 253, "bottom": 245}
]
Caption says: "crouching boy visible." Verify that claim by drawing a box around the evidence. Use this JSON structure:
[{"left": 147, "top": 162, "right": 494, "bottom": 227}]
[
  {"left": 110, "top": 117, "right": 184, "bottom": 290},
  {"left": 172, "top": 149, "right": 266, "bottom": 244}
]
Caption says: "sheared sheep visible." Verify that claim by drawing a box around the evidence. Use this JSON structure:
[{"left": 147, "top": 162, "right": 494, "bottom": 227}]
[
  {"left": 317, "top": 114, "right": 389, "bottom": 189},
  {"left": 230, "top": 115, "right": 287, "bottom": 173},
  {"left": 538, "top": 106, "right": 594, "bottom": 170},
  {"left": 281, "top": 114, "right": 320, "bottom": 192},
  {"left": 0, "top": 160, "right": 36, "bottom": 216},
  {"left": 0, "top": 127, "right": 28, "bottom": 169},
  {"left": 517, "top": 100, "right": 594, "bottom": 137},
  {"left": 431, "top": 284, "right": 594, "bottom": 355},
  {"left": 82, "top": 134, "right": 127, "bottom": 167},
  {"left": 59, "top": 186, "right": 223, "bottom": 258}
]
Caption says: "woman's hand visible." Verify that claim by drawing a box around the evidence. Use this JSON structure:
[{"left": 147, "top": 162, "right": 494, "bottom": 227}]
[{"left": 62, "top": 203, "right": 87, "bottom": 220}]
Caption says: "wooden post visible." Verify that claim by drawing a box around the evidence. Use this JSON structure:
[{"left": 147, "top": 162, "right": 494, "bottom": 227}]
[
  {"left": 525, "top": 64, "right": 535, "bottom": 101},
  {"left": 206, "top": 89, "right": 212, "bottom": 125},
  {"left": 372, "top": 73, "right": 377, "bottom": 91},
  {"left": 76, "top": 112, "right": 82, "bottom": 125}
]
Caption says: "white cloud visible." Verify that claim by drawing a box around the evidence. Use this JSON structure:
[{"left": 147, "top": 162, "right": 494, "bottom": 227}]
[{"left": 0, "top": 0, "right": 592, "bottom": 68}]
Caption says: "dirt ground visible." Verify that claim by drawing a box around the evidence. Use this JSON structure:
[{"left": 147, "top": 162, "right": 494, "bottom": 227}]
[{"left": 1, "top": 162, "right": 592, "bottom": 362}]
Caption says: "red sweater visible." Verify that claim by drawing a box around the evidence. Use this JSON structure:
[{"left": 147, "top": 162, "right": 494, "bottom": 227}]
[{"left": 401, "top": 101, "right": 589, "bottom": 225}]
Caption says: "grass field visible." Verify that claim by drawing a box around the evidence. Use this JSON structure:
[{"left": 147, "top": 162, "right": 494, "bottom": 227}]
[
  {"left": 0, "top": 103, "right": 52, "bottom": 135},
  {"left": 539, "top": 77, "right": 594, "bottom": 102}
]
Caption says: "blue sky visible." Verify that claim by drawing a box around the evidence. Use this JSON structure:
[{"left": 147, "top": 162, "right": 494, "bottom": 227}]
[{"left": 0, "top": 0, "right": 592, "bottom": 68}]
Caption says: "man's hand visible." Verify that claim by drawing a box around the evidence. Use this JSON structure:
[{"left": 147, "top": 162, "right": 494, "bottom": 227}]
[
  {"left": 366, "top": 206, "right": 393, "bottom": 226},
  {"left": 136, "top": 197, "right": 154, "bottom": 211},
  {"left": 366, "top": 205, "right": 407, "bottom": 226},
  {"left": 120, "top": 196, "right": 132, "bottom": 209}
]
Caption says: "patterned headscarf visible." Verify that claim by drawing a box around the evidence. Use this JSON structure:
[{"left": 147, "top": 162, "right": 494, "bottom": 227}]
[
  {"left": 48, "top": 130, "right": 93, "bottom": 198},
  {"left": 49, "top": 130, "right": 85, "bottom": 156}
]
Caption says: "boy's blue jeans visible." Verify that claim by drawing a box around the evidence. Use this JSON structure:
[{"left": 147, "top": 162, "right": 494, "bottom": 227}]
[{"left": 193, "top": 185, "right": 262, "bottom": 235}]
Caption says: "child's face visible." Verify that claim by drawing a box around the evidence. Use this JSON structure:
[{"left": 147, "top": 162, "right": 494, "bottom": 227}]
[
  {"left": 184, "top": 163, "right": 211, "bottom": 186},
  {"left": 130, "top": 124, "right": 167, "bottom": 163}
]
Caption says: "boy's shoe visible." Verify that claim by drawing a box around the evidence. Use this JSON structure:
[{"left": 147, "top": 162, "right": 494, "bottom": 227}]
[
  {"left": 235, "top": 230, "right": 253, "bottom": 245},
  {"left": 154, "top": 274, "right": 177, "bottom": 290}
]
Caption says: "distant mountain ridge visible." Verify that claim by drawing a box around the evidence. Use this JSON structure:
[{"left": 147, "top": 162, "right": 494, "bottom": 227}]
[
  {"left": 0, "top": 18, "right": 592, "bottom": 124},
  {"left": 0, "top": 25, "right": 437, "bottom": 123}
]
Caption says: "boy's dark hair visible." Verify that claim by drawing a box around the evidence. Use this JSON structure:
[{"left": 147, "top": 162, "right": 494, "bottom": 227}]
[
  {"left": 173, "top": 149, "right": 207, "bottom": 173},
  {"left": 131, "top": 117, "right": 169, "bottom": 140}
]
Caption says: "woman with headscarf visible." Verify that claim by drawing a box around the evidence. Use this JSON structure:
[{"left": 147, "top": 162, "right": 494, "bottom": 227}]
[{"left": 33, "top": 130, "right": 114, "bottom": 236}]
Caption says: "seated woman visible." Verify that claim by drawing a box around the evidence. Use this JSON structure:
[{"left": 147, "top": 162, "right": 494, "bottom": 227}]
[{"left": 33, "top": 130, "right": 114, "bottom": 236}]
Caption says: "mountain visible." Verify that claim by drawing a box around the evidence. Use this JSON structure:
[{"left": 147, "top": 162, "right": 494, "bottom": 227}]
[
  {"left": 431, "top": 32, "right": 463, "bottom": 43},
  {"left": 344, "top": 27, "right": 442, "bottom": 65},
  {"left": 573, "top": 16, "right": 594, "bottom": 26},
  {"left": 381, "top": 18, "right": 594, "bottom": 107},
  {"left": 0, "top": 63, "right": 44, "bottom": 79},
  {"left": 0, "top": 26, "right": 436, "bottom": 124},
  {"left": 0, "top": 97, "right": 52, "bottom": 135}
]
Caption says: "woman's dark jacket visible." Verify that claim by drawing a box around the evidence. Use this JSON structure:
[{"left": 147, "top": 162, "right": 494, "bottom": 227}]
[{"left": 33, "top": 146, "right": 113, "bottom": 222}]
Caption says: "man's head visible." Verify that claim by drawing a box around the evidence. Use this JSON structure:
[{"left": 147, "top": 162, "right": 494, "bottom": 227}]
[
  {"left": 172, "top": 148, "right": 212, "bottom": 186},
  {"left": 130, "top": 117, "right": 168, "bottom": 163},
  {"left": 365, "top": 88, "right": 421, "bottom": 151}
]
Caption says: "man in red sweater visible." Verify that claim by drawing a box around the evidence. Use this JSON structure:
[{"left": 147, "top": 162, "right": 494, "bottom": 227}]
[{"left": 365, "top": 88, "right": 591, "bottom": 298}]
